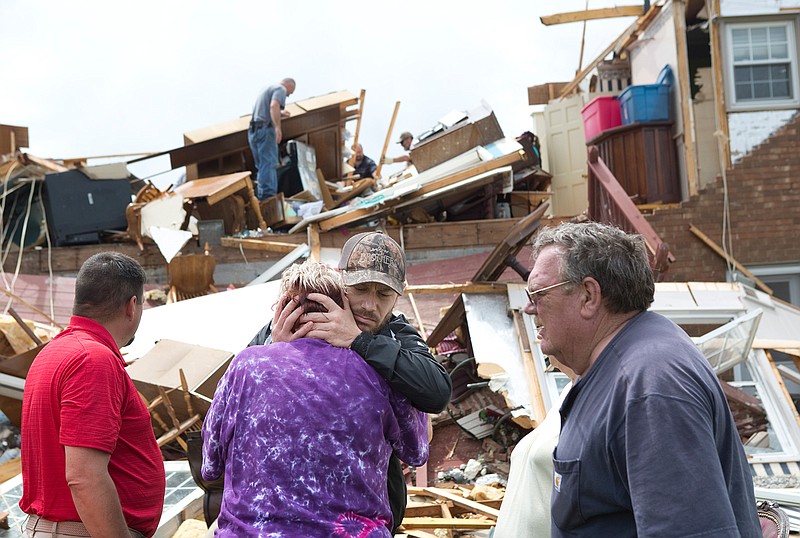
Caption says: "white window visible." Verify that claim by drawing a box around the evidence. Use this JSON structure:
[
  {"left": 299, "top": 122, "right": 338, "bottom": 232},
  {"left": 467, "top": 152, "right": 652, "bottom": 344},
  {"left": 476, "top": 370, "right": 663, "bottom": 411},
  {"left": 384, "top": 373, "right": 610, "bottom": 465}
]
[{"left": 725, "top": 21, "right": 800, "bottom": 109}]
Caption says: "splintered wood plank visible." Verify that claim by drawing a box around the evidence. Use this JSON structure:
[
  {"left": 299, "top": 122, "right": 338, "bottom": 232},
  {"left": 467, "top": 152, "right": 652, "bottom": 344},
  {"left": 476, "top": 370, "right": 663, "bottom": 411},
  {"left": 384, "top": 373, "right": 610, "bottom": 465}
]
[
  {"left": 405, "top": 501, "right": 450, "bottom": 518},
  {"left": 541, "top": 5, "right": 643, "bottom": 25},
  {"left": 688, "top": 225, "right": 772, "bottom": 294},
  {"left": 0, "top": 458, "right": 21, "bottom": 484},
  {"left": 439, "top": 503, "right": 454, "bottom": 538},
  {"left": 513, "top": 308, "right": 546, "bottom": 426},
  {"left": 404, "top": 531, "right": 439, "bottom": 538},
  {"left": 400, "top": 517, "right": 495, "bottom": 530},
  {"left": 219, "top": 237, "right": 299, "bottom": 254},
  {"left": 422, "top": 487, "right": 501, "bottom": 519},
  {"left": 405, "top": 283, "right": 507, "bottom": 295},
  {"left": 753, "top": 339, "right": 800, "bottom": 358},
  {"left": 294, "top": 91, "right": 358, "bottom": 112},
  {"left": 770, "top": 354, "right": 800, "bottom": 432},
  {"left": 173, "top": 172, "right": 252, "bottom": 205}
]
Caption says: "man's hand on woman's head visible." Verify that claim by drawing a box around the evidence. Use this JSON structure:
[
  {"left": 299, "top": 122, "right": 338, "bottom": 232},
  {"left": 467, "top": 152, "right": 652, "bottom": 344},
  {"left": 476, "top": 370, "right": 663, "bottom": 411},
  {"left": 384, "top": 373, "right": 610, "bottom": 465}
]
[
  {"left": 300, "top": 293, "right": 362, "bottom": 349},
  {"left": 271, "top": 295, "right": 312, "bottom": 343}
]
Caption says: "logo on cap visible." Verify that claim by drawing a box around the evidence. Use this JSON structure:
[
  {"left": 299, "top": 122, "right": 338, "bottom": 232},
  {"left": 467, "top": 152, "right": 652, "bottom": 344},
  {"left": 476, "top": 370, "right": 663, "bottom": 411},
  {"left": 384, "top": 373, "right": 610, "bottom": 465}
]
[{"left": 339, "top": 232, "right": 405, "bottom": 295}]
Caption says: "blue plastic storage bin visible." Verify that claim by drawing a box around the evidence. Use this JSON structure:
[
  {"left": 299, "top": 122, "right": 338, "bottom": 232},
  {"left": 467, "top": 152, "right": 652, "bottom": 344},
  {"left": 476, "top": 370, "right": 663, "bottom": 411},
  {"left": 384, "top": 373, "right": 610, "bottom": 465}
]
[{"left": 619, "top": 65, "right": 673, "bottom": 124}]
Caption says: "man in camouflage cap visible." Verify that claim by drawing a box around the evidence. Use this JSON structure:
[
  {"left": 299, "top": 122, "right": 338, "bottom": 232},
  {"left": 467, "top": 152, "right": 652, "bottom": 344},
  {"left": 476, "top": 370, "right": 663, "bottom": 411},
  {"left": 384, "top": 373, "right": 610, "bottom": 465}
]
[
  {"left": 248, "top": 230, "right": 451, "bottom": 533},
  {"left": 381, "top": 131, "right": 413, "bottom": 166}
]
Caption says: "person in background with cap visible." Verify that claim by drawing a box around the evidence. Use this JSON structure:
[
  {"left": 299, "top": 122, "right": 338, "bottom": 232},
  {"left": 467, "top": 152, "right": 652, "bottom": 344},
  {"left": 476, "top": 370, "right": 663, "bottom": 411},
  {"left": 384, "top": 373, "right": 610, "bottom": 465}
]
[
  {"left": 248, "top": 231, "right": 451, "bottom": 533},
  {"left": 381, "top": 131, "right": 414, "bottom": 166},
  {"left": 248, "top": 77, "right": 296, "bottom": 201}
]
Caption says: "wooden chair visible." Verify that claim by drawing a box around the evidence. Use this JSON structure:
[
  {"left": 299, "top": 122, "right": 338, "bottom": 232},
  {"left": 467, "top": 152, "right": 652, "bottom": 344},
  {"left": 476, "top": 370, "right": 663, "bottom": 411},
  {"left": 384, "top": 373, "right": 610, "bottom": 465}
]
[
  {"left": 167, "top": 253, "right": 218, "bottom": 303},
  {"left": 138, "top": 369, "right": 202, "bottom": 453},
  {"left": 126, "top": 181, "right": 168, "bottom": 251}
]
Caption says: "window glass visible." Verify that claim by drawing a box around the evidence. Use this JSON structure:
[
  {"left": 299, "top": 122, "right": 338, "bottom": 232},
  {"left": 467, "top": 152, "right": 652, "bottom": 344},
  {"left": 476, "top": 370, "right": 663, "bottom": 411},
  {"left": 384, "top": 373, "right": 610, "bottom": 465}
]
[{"left": 729, "top": 22, "right": 797, "bottom": 105}]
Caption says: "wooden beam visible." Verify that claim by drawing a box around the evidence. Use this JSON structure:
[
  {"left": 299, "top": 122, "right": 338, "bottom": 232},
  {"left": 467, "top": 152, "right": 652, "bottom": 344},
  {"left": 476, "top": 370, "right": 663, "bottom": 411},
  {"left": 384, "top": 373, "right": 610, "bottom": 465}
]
[
  {"left": 219, "top": 237, "right": 300, "bottom": 254},
  {"left": 7, "top": 306, "right": 43, "bottom": 346},
  {"left": 0, "top": 287, "right": 62, "bottom": 328},
  {"left": 557, "top": 23, "right": 638, "bottom": 98},
  {"left": 405, "top": 282, "right": 508, "bottom": 295},
  {"left": 673, "top": 0, "right": 699, "bottom": 197},
  {"left": 405, "top": 502, "right": 450, "bottom": 518},
  {"left": 708, "top": 0, "right": 732, "bottom": 169},
  {"left": 376, "top": 101, "right": 400, "bottom": 178},
  {"left": 770, "top": 356, "right": 800, "bottom": 431},
  {"left": 315, "top": 168, "right": 337, "bottom": 210},
  {"left": 400, "top": 517, "right": 495, "bottom": 530},
  {"left": 688, "top": 224, "right": 773, "bottom": 295},
  {"left": 307, "top": 224, "right": 321, "bottom": 262},
  {"left": 753, "top": 339, "right": 800, "bottom": 352},
  {"left": 513, "top": 309, "right": 546, "bottom": 426},
  {"left": 577, "top": 0, "right": 590, "bottom": 74},
  {"left": 558, "top": 5, "right": 662, "bottom": 99},
  {"left": 406, "top": 292, "right": 429, "bottom": 340},
  {"left": 425, "top": 488, "right": 500, "bottom": 520},
  {"left": 541, "top": 5, "right": 644, "bottom": 26},
  {"left": 404, "top": 531, "right": 439, "bottom": 538},
  {"left": 352, "top": 89, "right": 366, "bottom": 152}
]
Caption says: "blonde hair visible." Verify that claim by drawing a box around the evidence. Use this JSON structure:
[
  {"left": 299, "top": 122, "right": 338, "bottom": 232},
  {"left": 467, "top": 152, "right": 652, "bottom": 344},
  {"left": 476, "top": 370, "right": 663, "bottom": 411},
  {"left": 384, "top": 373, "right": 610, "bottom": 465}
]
[{"left": 278, "top": 260, "right": 344, "bottom": 314}]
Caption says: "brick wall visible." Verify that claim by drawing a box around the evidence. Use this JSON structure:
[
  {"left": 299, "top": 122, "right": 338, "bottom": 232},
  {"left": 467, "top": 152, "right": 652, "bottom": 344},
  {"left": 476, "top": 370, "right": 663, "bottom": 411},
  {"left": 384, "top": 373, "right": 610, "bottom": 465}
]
[{"left": 644, "top": 113, "right": 800, "bottom": 282}]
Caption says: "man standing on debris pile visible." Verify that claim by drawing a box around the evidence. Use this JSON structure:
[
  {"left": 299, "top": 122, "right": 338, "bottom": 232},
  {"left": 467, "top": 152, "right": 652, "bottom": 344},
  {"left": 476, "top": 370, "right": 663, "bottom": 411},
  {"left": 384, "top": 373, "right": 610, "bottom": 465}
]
[
  {"left": 248, "top": 77, "right": 296, "bottom": 200},
  {"left": 249, "top": 230, "right": 451, "bottom": 533},
  {"left": 204, "top": 260, "right": 429, "bottom": 536},
  {"left": 527, "top": 222, "right": 761, "bottom": 537},
  {"left": 20, "top": 252, "right": 165, "bottom": 538}
]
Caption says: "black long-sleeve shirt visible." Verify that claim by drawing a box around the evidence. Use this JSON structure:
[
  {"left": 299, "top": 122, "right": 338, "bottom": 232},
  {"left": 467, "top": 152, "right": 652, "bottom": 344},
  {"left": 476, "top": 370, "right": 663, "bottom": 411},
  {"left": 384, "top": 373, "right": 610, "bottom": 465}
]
[{"left": 248, "top": 312, "right": 452, "bottom": 413}]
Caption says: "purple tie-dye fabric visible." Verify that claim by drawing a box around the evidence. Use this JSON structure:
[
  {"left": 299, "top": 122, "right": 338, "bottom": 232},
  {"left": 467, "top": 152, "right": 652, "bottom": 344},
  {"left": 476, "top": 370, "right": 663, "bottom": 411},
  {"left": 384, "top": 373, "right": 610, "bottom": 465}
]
[{"left": 202, "top": 338, "right": 429, "bottom": 537}]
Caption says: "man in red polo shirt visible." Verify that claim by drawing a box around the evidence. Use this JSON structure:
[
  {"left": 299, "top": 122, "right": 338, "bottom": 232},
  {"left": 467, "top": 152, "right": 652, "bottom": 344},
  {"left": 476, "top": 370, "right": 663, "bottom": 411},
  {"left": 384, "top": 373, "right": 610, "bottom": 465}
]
[{"left": 21, "top": 252, "right": 165, "bottom": 537}]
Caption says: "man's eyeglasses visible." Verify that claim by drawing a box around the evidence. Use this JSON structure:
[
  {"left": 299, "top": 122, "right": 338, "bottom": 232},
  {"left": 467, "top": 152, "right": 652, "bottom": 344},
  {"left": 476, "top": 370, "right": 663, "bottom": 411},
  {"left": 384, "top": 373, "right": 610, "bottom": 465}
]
[{"left": 525, "top": 281, "right": 570, "bottom": 305}]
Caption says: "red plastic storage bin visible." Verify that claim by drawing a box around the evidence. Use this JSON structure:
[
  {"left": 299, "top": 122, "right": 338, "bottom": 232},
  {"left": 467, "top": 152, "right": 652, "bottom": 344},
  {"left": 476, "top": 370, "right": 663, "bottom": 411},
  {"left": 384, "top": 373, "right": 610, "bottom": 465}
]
[{"left": 581, "top": 96, "right": 621, "bottom": 141}]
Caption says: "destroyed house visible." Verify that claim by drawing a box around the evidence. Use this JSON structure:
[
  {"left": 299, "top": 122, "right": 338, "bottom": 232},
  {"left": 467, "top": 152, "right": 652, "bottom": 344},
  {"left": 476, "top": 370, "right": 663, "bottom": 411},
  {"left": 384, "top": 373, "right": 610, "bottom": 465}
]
[{"left": 6, "top": 1, "right": 800, "bottom": 531}]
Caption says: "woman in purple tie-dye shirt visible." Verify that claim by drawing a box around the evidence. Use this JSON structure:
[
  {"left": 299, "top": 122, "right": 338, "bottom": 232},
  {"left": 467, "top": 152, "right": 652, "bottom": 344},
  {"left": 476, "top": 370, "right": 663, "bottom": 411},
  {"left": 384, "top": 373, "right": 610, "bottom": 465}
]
[{"left": 202, "top": 260, "right": 429, "bottom": 537}]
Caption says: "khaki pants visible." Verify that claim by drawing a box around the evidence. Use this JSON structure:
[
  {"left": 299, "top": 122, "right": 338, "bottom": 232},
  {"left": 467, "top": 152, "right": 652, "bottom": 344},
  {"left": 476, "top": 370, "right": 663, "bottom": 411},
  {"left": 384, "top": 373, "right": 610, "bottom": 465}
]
[{"left": 23, "top": 514, "right": 146, "bottom": 538}]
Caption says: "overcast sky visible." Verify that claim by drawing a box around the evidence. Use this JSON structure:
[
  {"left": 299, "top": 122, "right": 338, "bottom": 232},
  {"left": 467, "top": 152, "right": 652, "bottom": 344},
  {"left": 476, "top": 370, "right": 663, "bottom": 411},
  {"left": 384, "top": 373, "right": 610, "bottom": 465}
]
[{"left": 0, "top": 0, "right": 640, "bottom": 186}]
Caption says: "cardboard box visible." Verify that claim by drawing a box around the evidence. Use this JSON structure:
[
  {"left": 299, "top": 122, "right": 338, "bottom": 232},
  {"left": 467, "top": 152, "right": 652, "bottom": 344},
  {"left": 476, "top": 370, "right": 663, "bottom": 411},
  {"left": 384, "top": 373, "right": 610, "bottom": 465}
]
[{"left": 127, "top": 339, "right": 233, "bottom": 422}]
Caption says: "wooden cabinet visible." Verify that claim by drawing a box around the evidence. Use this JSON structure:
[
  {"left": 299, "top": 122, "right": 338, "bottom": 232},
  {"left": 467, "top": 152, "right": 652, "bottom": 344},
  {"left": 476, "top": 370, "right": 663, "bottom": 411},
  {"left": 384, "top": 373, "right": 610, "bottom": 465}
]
[
  {"left": 588, "top": 121, "right": 680, "bottom": 204},
  {"left": 410, "top": 111, "right": 504, "bottom": 173}
]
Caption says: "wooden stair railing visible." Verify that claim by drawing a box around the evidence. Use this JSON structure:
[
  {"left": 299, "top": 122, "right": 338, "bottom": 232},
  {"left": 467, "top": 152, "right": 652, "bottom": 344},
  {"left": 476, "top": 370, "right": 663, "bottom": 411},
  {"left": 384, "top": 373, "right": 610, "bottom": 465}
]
[{"left": 586, "top": 145, "right": 674, "bottom": 278}]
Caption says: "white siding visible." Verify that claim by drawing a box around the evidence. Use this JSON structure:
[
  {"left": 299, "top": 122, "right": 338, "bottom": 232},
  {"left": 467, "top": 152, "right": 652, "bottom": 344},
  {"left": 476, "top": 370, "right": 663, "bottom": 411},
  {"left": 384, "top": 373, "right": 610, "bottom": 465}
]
[{"left": 728, "top": 109, "right": 796, "bottom": 160}]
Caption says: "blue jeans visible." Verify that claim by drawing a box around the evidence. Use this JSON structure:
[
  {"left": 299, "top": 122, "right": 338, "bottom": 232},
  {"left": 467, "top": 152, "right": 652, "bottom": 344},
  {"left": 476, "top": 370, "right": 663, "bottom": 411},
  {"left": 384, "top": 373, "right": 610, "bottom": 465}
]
[{"left": 248, "top": 124, "right": 278, "bottom": 199}]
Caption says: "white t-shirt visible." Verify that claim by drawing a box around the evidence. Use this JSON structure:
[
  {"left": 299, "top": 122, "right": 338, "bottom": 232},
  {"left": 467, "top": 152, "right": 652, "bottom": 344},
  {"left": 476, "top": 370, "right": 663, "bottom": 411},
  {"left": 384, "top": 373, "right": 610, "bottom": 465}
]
[{"left": 493, "top": 382, "right": 573, "bottom": 538}]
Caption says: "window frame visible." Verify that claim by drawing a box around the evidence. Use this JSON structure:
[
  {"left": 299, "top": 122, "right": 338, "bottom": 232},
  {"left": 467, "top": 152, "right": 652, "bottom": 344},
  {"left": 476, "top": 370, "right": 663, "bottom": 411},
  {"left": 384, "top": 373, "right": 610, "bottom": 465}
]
[{"left": 724, "top": 19, "right": 800, "bottom": 110}]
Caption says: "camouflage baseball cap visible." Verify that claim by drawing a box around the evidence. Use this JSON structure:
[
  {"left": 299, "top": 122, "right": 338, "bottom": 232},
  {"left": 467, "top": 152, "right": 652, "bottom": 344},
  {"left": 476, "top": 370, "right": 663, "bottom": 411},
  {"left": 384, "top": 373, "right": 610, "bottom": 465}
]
[
  {"left": 338, "top": 232, "right": 406, "bottom": 295},
  {"left": 397, "top": 131, "right": 413, "bottom": 144}
]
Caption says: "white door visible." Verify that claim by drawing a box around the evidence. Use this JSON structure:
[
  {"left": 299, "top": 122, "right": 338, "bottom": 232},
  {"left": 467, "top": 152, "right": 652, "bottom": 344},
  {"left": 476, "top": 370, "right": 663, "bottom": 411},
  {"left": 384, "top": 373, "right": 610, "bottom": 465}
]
[{"left": 544, "top": 95, "right": 588, "bottom": 216}]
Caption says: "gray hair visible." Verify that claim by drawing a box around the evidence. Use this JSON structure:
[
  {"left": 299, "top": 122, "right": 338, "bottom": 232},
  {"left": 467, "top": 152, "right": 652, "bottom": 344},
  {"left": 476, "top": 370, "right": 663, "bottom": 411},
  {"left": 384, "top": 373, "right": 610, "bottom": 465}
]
[
  {"left": 531, "top": 222, "right": 654, "bottom": 314},
  {"left": 73, "top": 252, "right": 146, "bottom": 321},
  {"left": 281, "top": 77, "right": 296, "bottom": 87}
]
